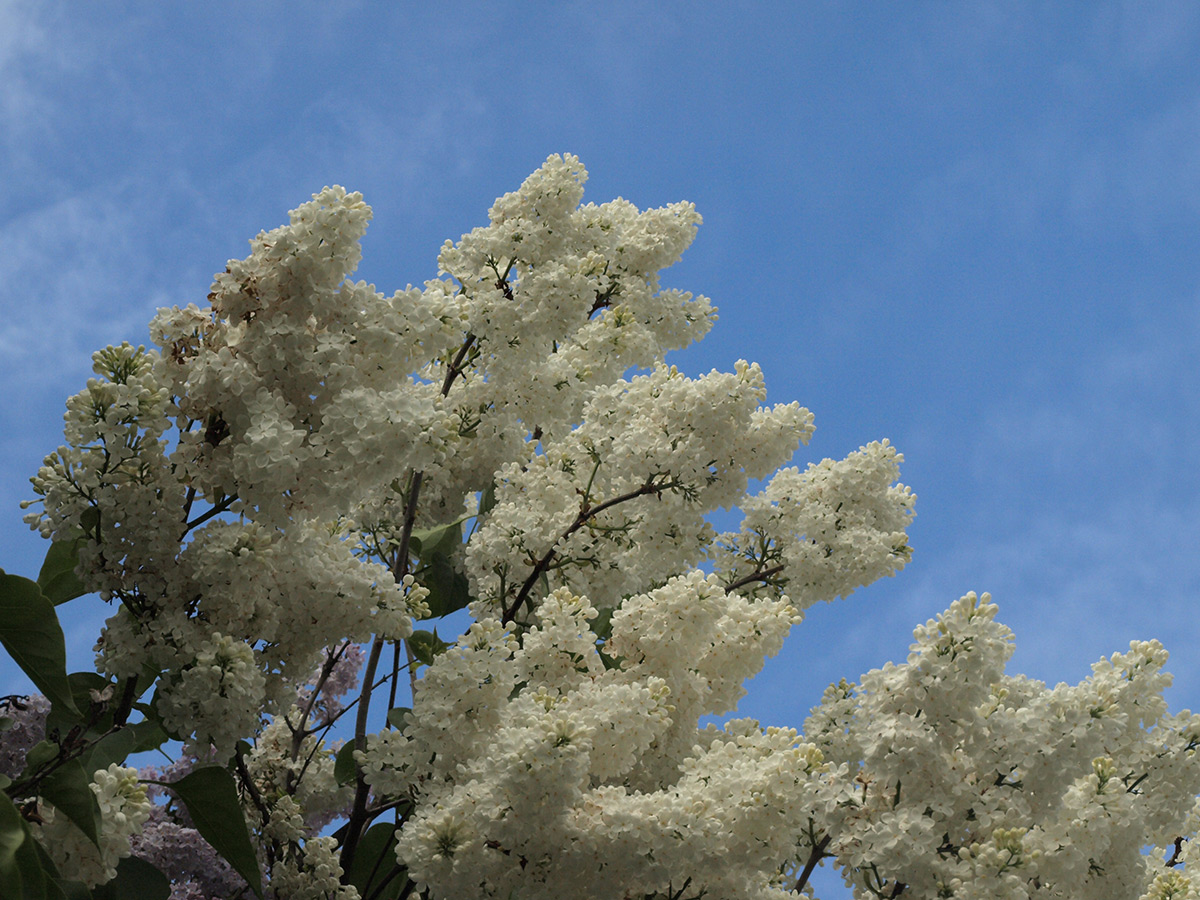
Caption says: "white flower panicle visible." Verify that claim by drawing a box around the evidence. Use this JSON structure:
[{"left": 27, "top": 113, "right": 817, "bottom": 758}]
[
  {"left": 372, "top": 582, "right": 814, "bottom": 899},
  {"left": 715, "top": 439, "right": 915, "bottom": 609},
  {"left": 35, "top": 764, "right": 152, "bottom": 888},
  {"left": 25, "top": 343, "right": 181, "bottom": 602},
  {"left": 466, "top": 361, "right": 813, "bottom": 618},
  {"left": 802, "top": 593, "right": 1200, "bottom": 900},
  {"left": 154, "top": 632, "right": 266, "bottom": 763},
  {"left": 150, "top": 186, "right": 456, "bottom": 528}
]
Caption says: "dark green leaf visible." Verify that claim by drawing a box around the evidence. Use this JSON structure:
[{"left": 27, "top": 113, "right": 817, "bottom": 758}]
[
  {"left": 92, "top": 856, "right": 169, "bottom": 900},
  {"left": 346, "top": 822, "right": 405, "bottom": 900},
  {"left": 35, "top": 537, "right": 88, "bottom": 606},
  {"left": 334, "top": 741, "right": 358, "bottom": 787},
  {"left": 409, "top": 520, "right": 462, "bottom": 560},
  {"left": 46, "top": 673, "right": 111, "bottom": 735},
  {"left": 32, "top": 838, "right": 73, "bottom": 900},
  {"left": 21, "top": 741, "right": 58, "bottom": 778},
  {"left": 421, "top": 554, "right": 472, "bottom": 618},
  {"left": 0, "top": 794, "right": 28, "bottom": 898},
  {"left": 591, "top": 608, "right": 616, "bottom": 641},
  {"left": 168, "top": 767, "right": 263, "bottom": 897},
  {"left": 407, "top": 631, "right": 449, "bottom": 667},
  {"left": 50, "top": 878, "right": 89, "bottom": 900},
  {"left": 479, "top": 482, "right": 497, "bottom": 516},
  {"left": 85, "top": 728, "right": 139, "bottom": 775},
  {"left": 0, "top": 573, "right": 81, "bottom": 718},
  {"left": 78, "top": 508, "right": 100, "bottom": 534},
  {"left": 15, "top": 824, "right": 55, "bottom": 900},
  {"left": 40, "top": 759, "right": 101, "bottom": 848},
  {"left": 129, "top": 720, "right": 168, "bottom": 754},
  {"left": 598, "top": 648, "right": 624, "bottom": 671}
]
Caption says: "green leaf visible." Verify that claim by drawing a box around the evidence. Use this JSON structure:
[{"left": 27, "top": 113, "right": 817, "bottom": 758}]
[
  {"left": 129, "top": 720, "right": 168, "bottom": 755},
  {"left": 591, "top": 607, "right": 616, "bottom": 641},
  {"left": 35, "top": 537, "right": 88, "bottom": 606},
  {"left": 40, "top": 759, "right": 101, "bottom": 848},
  {"left": 92, "top": 856, "right": 169, "bottom": 900},
  {"left": 345, "top": 822, "right": 405, "bottom": 900},
  {"left": 85, "top": 727, "right": 139, "bottom": 775},
  {"left": 421, "top": 554, "right": 472, "bottom": 618},
  {"left": 407, "top": 631, "right": 449, "bottom": 667},
  {"left": 168, "top": 767, "right": 263, "bottom": 897},
  {"left": 0, "top": 573, "right": 81, "bottom": 719},
  {"left": 479, "top": 481, "right": 497, "bottom": 516},
  {"left": 385, "top": 707, "right": 412, "bottom": 732},
  {"left": 78, "top": 507, "right": 100, "bottom": 534},
  {"left": 334, "top": 741, "right": 358, "bottom": 787},
  {"left": 51, "top": 878, "right": 89, "bottom": 900},
  {"left": 409, "top": 520, "right": 462, "bottom": 559},
  {"left": 20, "top": 741, "right": 58, "bottom": 778},
  {"left": 46, "top": 673, "right": 111, "bottom": 735},
  {"left": 36, "top": 846, "right": 80, "bottom": 900},
  {"left": 15, "top": 824, "right": 55, "bottom": 900},
  {"left": 598, "top": 649, "right": 625, "bottom": 671},
  {"left": 0, "top": 794, "right": 28, "bottom": 898}
]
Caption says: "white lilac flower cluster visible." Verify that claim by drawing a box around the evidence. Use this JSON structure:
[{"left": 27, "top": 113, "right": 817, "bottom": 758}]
[
  {"left": 35, "top": 764, "right": 153, "bottom": 888},
  {"left": 714, "top": 439, "right": 915, "bottom": 608},
  {"left": 366, "top": 581, "right": 815, "bottom": 899},
  {"left": 465, "top": 361, "right": 813, "bottom": 617},
  {"left": 802, "top": 592, "right": 1200, "bottom": 900},
  {"left": 15, "top": 154, "right": 1197, "bottom": 899}
]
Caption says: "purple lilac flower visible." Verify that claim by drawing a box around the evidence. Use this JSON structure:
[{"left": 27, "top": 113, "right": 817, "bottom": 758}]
[{"left": 0, "top": 694, "right": 50, "bottom": 779}]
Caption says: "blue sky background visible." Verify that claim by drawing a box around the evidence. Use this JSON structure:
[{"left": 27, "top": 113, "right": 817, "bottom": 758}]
[{"left": 2, "top": 3, "right": 1199, "bottom": 891}]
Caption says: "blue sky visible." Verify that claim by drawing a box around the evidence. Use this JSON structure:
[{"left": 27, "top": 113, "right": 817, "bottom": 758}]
[{"left": 2, "top": 3, "right": 1199, "bottom": 886}]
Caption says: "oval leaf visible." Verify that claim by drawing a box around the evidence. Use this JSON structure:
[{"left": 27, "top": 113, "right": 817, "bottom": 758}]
[
  {"left": 168, "top": 767, "right": 263, "bottom": 898},
  {"left": 0, "top": 794, "right": 28, "bottom": 897},
  {"left": 0, "top": 573, "right": 81, "bottom": 718},
  {"left": 36, "top": 537, "right": 88, "bottom": 606},
  {"left": 46, "top": 673, "right": 111, "bottom": 735},
  {"left": 92, "top": 856, "right": 169, "bottom": 900},
  {"left": 409, "top": 519, "right": 463, "bottom": 559},
  {"left": 334, "top": 741, "right": 358, "bottom": 787},
  {"left": 346, "top": 822, "right": 405, "bottom": 900},
  {"left": 40, "top": 759, "right": 101, "bottom": 848},
  {"left": 407, "top": 631, "right": 449, "bottom": 667},
  {"left": 86, "top": 728, "right": 139, "bottom": 776},
  {"left": 421, "top": 555, "right": 472, "bottom": 619}
]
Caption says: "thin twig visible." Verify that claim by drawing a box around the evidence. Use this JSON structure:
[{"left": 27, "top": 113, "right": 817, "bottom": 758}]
[{"left": 500, "top": 475, "right": 672, "bottom": 624}]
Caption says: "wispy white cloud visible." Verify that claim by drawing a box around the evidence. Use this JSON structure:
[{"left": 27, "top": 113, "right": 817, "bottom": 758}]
[
  {"left": 0, "top": 0, "right": 88, "bottom": 169},
  {"left": 0, "top": 184, "right": 155, "bottom": 373}
]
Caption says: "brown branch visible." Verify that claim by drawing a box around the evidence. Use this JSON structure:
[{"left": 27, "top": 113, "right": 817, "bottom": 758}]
[
  {"left": 233, "top": 747, "right": 277, "bottom": 868},
  {"left": 342, "top": 325, "right": 475, "bottom": 875},
  {"left": 722, "top": 563, "right": 785, "bottom": 594},
  {"left": 440, "top": 334, "right": 477, "bottom": 396},
  {"left": 181, "top": 493, "right": 237, "bottom": 536},
  {"left": 342, "top": 472, "right": 424, "bottom": 876},
  {"left": 1167, "top": 836, "right": 1186, "bottom": 867},
  {"left": 794, "top": 833, "right": 832, "bottom": 893},
  {"left": 500, "top": 476, "right": 671, "bottom": 624}
]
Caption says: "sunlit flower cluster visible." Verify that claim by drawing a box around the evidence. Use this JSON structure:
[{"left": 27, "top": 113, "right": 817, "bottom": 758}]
[{"left": 803, "top": 593, "right": 1200, "bottom": 899}]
